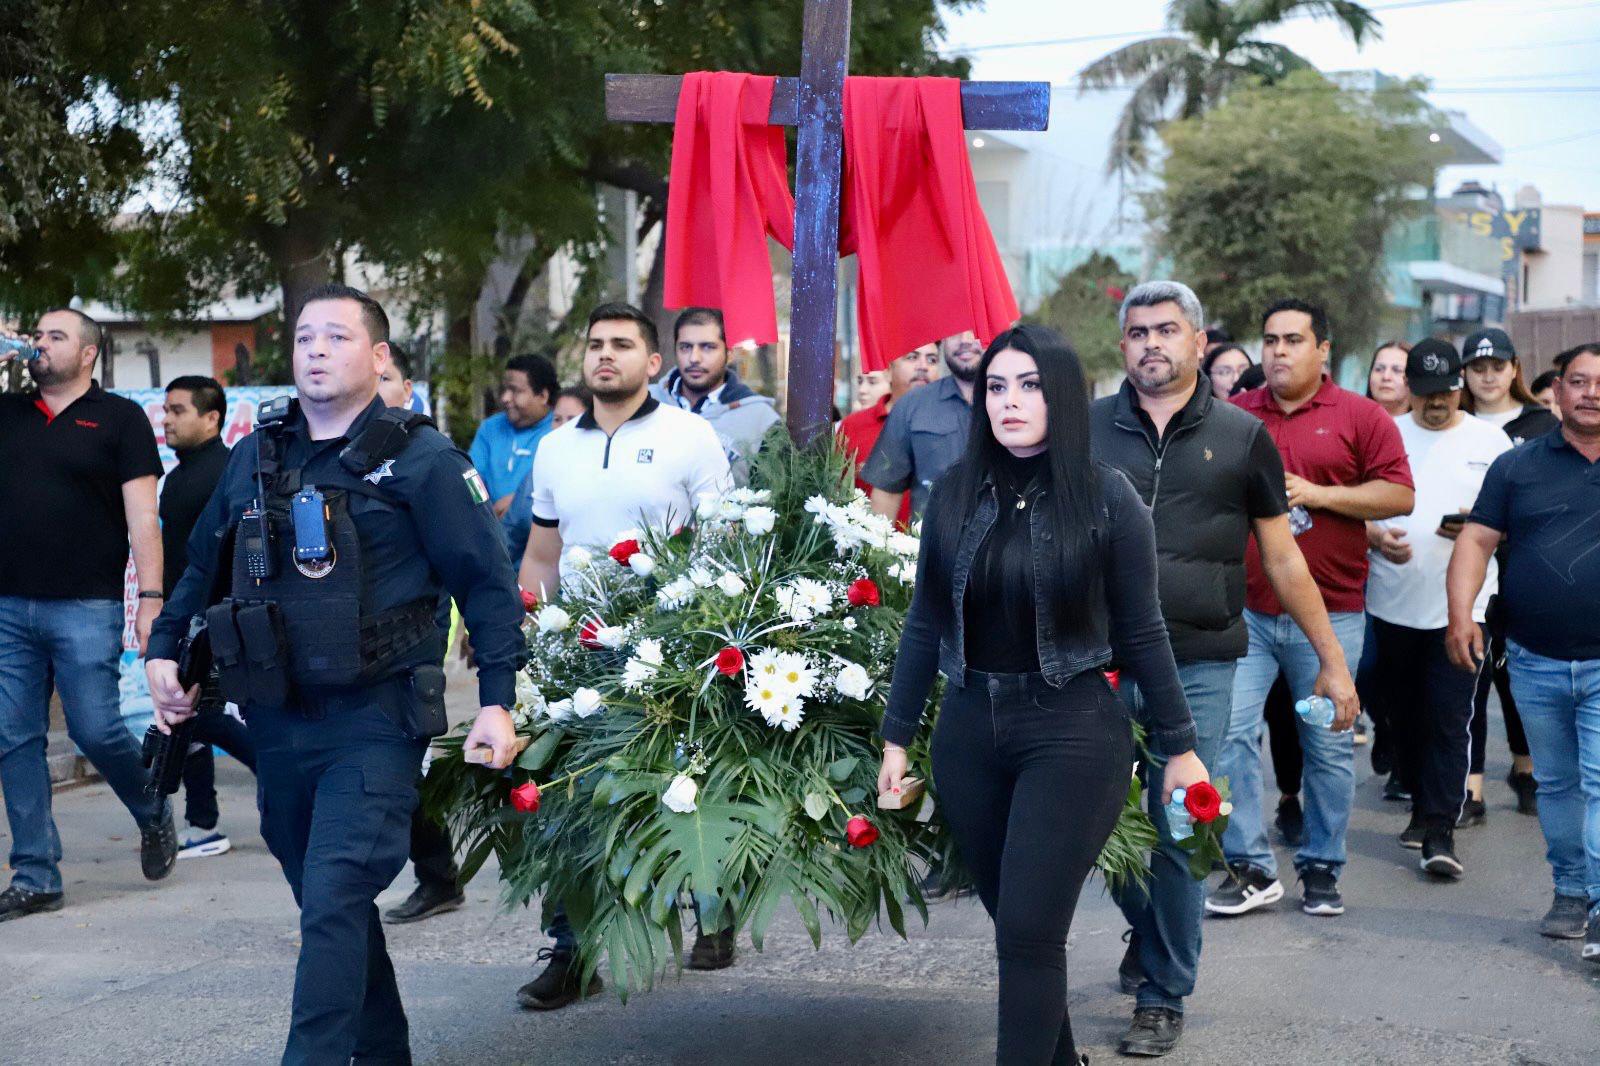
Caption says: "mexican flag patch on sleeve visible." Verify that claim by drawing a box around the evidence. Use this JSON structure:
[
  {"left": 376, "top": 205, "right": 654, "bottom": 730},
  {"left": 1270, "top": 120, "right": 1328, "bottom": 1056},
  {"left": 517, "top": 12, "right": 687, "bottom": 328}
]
[{"left": 463, "top": 468, "right": 491, "bottom": 505}]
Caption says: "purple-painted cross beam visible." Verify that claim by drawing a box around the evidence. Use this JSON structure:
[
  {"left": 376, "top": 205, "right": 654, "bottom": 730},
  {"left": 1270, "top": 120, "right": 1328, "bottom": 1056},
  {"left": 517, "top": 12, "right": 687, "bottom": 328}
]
[{"left": 604, "top": 0, "right": 1050, "bottom": 445}]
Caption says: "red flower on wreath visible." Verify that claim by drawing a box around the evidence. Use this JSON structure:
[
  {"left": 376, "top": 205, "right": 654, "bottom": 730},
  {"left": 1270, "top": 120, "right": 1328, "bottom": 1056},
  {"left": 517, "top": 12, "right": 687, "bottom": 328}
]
[
  {"left": 510, "top": 781, "right": 542, "bottom": 814},
  {"left": 715, "top": 646, "right": 745, "bottom": 677},
  {"left": 609, "top": 538, "right": 642, "bottom": 566},
  {"left": 578, "top": 620, "right": 603, "bottom": 650},
  {"left": 845, "top": 815, "right": 879, "bottom": 848},
  {"left": 846, "top": 578, "right": 881, "bottom": 608},
  {"left": 519, "top": 587, "right": 539, "bottom": 613},
  {"left": 1183, "top": 781, "right": 1223, "bottom": 823}
]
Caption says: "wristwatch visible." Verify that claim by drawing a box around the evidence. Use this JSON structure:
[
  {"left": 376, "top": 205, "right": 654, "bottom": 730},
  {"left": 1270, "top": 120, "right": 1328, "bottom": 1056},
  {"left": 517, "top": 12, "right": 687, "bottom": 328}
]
[{"left": 138, "top": 590, "right": 164, "bottom": 600}]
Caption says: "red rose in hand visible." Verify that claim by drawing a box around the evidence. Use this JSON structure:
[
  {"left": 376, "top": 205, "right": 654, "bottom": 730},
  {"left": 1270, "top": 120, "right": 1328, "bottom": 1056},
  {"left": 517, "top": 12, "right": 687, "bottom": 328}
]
[
  {"left": 846, "top": 578, "right": 880, "bottom": 608},
  {"left": 1104, "top": 669, "right": 1121, "bottom": 692},
  {"left": 520, "top": 587, "right": 538, "bottom": 613},
  {"left": 845, "top": 815, "right": 879, "bottom": 848},
  {"left": 715, "top": 646, "right": 745, "bottom": 677},
  {"left": 578, "top": 620, "right": 603, "bottom": 650},
  {"left": 510, "top": 781, "right": 542, "bottom": 814},
  {"left": 1183, "top": 780, "right": 1222, "bottom": 823},
  {"left": 609, "top": 539, "right": 641, "bottom": 566}
]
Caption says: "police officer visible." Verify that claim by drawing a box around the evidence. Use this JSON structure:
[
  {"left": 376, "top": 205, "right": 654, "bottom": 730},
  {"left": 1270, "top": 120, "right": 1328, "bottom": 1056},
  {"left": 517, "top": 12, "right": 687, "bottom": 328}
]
[{"left": 145, "top": 283, "right": 525, "bottom": 1065}]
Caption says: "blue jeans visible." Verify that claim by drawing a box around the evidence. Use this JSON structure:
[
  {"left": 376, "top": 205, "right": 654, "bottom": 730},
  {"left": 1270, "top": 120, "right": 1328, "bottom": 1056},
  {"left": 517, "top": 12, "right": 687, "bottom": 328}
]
[
  {"left": 1504, "top": 640, "right": 1600, "bottom": 908},
  {"left": 1113, "top": 659, "right": 1237, "bottom": 1012},
  {"left": 0, "top": 597, "right": 159, "bottom": 894},
  {"left": 1219, "top": 610, "right": 1365, "bottom": 879}
]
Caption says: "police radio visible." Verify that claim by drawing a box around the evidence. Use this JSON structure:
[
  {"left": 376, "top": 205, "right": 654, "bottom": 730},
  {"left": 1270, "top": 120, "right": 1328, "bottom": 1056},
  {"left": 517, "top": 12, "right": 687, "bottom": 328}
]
[{"left": 242, "top": 426, "right": 276, "bottom": 580}]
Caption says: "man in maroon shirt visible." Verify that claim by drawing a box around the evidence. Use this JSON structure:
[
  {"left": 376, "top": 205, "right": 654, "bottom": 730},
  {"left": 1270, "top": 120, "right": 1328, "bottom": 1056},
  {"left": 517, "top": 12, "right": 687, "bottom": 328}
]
[
  {"left": 1207, "top": 299, "right": 1414, "bottom": 921},
  {"left": 837, "top": 342, "right": 939, "bottom": 526}
]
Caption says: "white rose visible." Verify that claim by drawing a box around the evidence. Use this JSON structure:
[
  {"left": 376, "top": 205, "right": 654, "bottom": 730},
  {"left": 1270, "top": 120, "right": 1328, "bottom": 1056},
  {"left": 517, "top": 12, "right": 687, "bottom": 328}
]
[
  {"left": 716, "top": 572, "right": 747, "bottom": 597},
  {"left": 564, "top": 546, "right": 594, "bottom": 570},
  {"left": 834, "top": 663, "right": 873, "bottom": 701},
  {"left": 629, "top": 554, "right": 657, "bottom": 578},
  {"left": 545, "top": 698, "right": 574, "bottom": 722},
  {"left": 662, "top": 774, "right": 699, "bottom": 814},
  {"left": 595, "top": 626, "right": 627, "bottom": 650},
  {"left": 572, "top": 687, "right": 604, "bottom": 718},
  {"left": 742, "top": 506, "right": 777, "bottom": 536},
  {"left": 535, "top": 605, "right": 572, "bottom": 633}
]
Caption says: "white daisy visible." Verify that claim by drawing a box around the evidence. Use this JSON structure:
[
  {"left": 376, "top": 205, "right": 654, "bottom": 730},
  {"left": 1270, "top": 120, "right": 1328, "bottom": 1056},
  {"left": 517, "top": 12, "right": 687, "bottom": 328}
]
[{"left": 774, "top": 651, "right": 818, "bottom": 698}]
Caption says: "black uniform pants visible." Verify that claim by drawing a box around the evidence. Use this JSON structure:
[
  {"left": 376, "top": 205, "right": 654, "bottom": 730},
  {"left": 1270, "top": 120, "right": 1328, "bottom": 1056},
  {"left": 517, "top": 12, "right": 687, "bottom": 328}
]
[
  {"left": 1368, "top": 618, "right": 1477, "bottom": 827},
  {"left": 249, "top": 696, "right": 425, "bottom": 1066},
  {"left": 931, "top": 669, "right": 1134, "bottom": 1065}
]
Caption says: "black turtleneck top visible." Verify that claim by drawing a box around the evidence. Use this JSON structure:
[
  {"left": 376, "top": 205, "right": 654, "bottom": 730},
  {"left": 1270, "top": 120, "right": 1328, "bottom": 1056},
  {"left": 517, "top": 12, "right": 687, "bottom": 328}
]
[{"left": 962, "top": 450, "right": 1049, "bottom": 673}]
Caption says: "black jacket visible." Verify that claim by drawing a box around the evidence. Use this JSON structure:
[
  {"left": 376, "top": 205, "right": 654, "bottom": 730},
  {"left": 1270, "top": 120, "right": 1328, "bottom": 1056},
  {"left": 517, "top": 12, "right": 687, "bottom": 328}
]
[
  {"left": 1498, "top": 404, "right": 1559, "bottom": 447},
  {"left": 881, "top": 463, "right": 1195, "bottom": 756},
  {"left": 1090, "top": 381, "right": 1288, "bottom": 663}
]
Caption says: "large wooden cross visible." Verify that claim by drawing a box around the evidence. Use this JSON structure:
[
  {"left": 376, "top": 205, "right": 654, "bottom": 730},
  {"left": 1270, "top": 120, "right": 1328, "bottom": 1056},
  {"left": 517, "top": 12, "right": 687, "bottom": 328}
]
[{"left": 605, "top": 0, "right": 1049, "bottom": 444}]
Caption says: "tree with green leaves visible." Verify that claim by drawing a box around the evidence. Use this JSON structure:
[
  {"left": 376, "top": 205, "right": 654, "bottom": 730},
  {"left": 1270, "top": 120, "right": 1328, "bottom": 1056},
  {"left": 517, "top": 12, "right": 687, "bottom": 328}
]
[
  {"left": 1025, "top": 252, "right": 1137, "bottom": 382},
  {"left": 1147, "top": 70, "right": 1442, "bottom": 361},
  {"left": 1079, "top": 0, "right": 1380, "bottom": 175}
]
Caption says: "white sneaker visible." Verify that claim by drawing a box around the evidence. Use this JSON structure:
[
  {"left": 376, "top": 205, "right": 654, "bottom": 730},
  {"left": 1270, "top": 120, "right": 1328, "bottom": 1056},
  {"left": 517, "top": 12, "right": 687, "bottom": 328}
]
[{"left": 177, "top": 827, "right": 232, "bottom": 859}]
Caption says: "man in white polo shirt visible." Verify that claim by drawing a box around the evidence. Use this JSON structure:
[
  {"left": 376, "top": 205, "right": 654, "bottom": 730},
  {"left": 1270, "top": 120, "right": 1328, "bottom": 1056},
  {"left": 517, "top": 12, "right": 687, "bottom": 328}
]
[
  {"left": 1364, "top": 338, "right": 1512, "bottom": 880},
  {"left": 513, "top": 301, "right": 733, "bottom": 1009}
]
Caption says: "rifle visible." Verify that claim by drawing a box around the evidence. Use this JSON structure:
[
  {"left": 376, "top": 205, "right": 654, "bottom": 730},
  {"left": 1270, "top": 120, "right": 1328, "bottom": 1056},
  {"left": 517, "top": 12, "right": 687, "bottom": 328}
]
[{"left": 140, "top": 614, "right": 214, "bottom": 798}]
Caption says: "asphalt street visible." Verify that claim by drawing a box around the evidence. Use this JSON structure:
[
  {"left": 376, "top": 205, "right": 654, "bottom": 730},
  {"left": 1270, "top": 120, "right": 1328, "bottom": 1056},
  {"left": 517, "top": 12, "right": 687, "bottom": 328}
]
[{"left": 3, "top": 689, "right": 1596, "bottom": 1065}]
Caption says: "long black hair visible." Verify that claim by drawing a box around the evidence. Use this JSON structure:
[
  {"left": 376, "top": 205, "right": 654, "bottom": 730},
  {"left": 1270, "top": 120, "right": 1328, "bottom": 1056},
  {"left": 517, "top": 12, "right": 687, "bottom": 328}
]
[{"left": 928, "top": 324, "right": 1102, "bottom": 633}]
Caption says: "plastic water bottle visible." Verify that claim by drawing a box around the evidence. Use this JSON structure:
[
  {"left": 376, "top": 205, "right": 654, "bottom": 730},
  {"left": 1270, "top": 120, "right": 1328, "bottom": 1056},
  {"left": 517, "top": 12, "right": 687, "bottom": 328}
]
[
  {"left": 1295, "top": 695, "right": 1336, "bottom": 728},
  {"left": 1165, "top": 787, "right": 1194, "bottom": 842},
  {"left": 0, "top": 336, "right": 39, "bottom": 362}
]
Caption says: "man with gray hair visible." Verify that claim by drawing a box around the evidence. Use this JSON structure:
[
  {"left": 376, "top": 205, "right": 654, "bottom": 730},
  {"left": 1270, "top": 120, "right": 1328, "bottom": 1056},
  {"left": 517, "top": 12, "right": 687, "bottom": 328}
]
[{"left": 1090, "top": 280, "right": 1357, "bottom": 1057}]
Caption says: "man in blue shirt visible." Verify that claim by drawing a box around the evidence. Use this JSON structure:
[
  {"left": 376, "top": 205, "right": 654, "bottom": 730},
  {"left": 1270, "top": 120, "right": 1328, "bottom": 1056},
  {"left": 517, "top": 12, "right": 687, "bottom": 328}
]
[
  {"left": 469, "top": 353, "right": 559, "bottom": 544},
  {"left": 1448, "top": 342, "right": 1600, "bottom": 963}
]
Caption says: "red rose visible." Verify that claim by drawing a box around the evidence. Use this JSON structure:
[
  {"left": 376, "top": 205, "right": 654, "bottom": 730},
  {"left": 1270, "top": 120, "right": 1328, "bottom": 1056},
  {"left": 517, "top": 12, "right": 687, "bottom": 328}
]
[
  {"left": 846, "top": 578, "right": 880, "bottom": 608},
  {"left": 715, "top": 646, "right": 745, "bottom": 677},
  {"left": 1183, "top": 781, "right": 1223, "bottom": 823},
  {"left": 578, "top": 620, "right": 603, "bottom": 650},
  {"left": 609, "top": 539, "right": 641, "bottom": 566},
  {"left": 520, "top": 587, "right": 538, "bottom": 614},
  {"left": 510, "top": 781, "right": 542, "bottom": 813},
  {"left": 845, "top": 815, "right": 879, "bottom": 848},
  {"left": 1104, "top": 669, "right": 1121, "bottom": 692}
]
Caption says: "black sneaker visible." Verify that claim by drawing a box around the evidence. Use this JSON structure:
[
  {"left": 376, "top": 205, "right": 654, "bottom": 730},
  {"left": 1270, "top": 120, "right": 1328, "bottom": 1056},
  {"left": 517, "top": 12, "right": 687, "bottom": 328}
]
[
  {"left": 516, "top": 947, "right": 602, "bottom": 1010},
  {"left": 1298, "top": 862, "right": 1345, "bottom": 916},
  {"left": 1539, "top": 893, "right": 1588, "bottom": 939},
  {"left": 1421, "top": 826, "right": 1463, "bottom": 879},
  {"left": 1399, "top": 811, "right": 1426, "bottom": 849},
  {"left": 1117, "top": 1006, "right": 1183, "bottom": 1057},
  {"left": 140, "top": 806, "right": 178, "bottom": 881},
  {"left": 1584, "top": 906, "right": 1599, "bottom": 965},
  {"left": 1118, "top": 929, "right": 1142, "bottom": 995},
  {"left": 0, "top": 884, "right": 65, "bottom": 923},
  {"left": 1456, "top": 797, "right": 1487, "bottom": 828},
  {"left": 686, "top": 929, "right": 736, "bottom": 971},
  {"left": 1382, "top": 773, "right": 1411, "bottom": 803},
  {"left": 1205, "top": 864, "right": 1283, "bottom": 917},
  {"left": 1274, "top": 795, "right": 1304, "bottom": 848},
  {"left": 1507, "top": 770, "right": 1538, "bottom": 815},
  {"left": 1370, "top": 735, "right": 1393, "bottom": 777},
  {"left": 382, "top": 882, "right": 466, "bottom": 925}
]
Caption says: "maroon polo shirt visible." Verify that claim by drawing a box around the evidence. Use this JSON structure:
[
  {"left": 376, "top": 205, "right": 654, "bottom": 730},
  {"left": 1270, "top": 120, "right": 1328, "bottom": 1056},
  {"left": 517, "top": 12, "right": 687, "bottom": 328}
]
[
  {"left": 837, "top": 395, "right": 912, "bottom": 526},
  {"left": 1234, "top": 376, "right": 1413, "bottom": 615}
]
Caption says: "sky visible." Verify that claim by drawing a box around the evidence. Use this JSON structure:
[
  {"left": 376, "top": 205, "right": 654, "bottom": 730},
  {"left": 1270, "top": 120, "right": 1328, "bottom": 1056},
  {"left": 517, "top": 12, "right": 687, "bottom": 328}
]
[{"left": 940, "top": 0, "right": 1600, "bottom": 211}]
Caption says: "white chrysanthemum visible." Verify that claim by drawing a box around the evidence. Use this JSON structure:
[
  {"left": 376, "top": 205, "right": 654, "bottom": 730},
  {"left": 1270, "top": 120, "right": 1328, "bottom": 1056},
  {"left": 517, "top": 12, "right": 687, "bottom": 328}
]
[
  {"left": 774, "top": 651, "right": 818, "bottom": 698},
  {"left": 656, "top": 577, "right": 695, "bottom": 611},
  {"left": 622, "top": 657, "right": 658, "bottom": 691},
  {"left": 793, "top": 578, "right": 833, "bottom": 616},
  {"left": 629, "top": 554, "right": 657, "bottom": 578},
  {"left": 662, "top": 774, "right": 699, "bottom": 813},
  {"left": 688, "top": 565, "right": 716, "bottom": 588},
  {"left": 634, "top": 637, "right": 664, "bottom": 666},
  {"left": 535, "top": 604, "right": 572, "bottom": 633},
  {"left": 564, "top": 546, "right": 594, "bottom": 570},
  {"left": 545, "top": 698, "right": 574, "bottom": 722},
  {"left": 842, "top": 616, "right": 858, "bottom": 631},
  {"left": 774, "top": 584, "right": 811, "bottom": 623},
  {"left": 742, "top": 506, "right": 777, "bottom": 536},
  {"left": 572, "top": 687, "right": 604, "bottom": 718},
  {"left": 730, "top": 487, "right": 770, "bottom": 506},
  {"left": 715, "top": 572, "right": 747, "bottom": 597},
  {"left": 834, "top": 662, "right": 873, "bottom": 701},
  {"left": 594, "top": 626, "right": 627, "bottom": 650},
  {"left": 889, "top": 531, "right": 920, "bottom": 558}
]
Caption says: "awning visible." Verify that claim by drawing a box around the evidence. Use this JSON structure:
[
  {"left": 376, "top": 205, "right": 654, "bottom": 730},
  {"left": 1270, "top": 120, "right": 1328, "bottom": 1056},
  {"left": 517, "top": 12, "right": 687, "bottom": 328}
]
[{"left": 1406, "top": 261, "right": 1504, "bottom": 297}]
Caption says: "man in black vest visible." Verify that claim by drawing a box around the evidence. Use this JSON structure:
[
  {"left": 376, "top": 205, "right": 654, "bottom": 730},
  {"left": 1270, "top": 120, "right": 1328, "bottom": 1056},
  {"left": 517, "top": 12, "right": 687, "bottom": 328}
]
[
  {"left": 1090, "top": 280, "right": 1357, "bottom": 1057},
  {"left": 146, "top": 283, "right": 526, "bottom": 1065}
]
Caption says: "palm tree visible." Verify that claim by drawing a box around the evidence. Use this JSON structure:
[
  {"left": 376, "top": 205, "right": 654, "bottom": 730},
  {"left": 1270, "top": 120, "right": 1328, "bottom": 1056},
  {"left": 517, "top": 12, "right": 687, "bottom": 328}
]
[{"left": 1080, "top": 0, "right": 1381, "bottom": 175}]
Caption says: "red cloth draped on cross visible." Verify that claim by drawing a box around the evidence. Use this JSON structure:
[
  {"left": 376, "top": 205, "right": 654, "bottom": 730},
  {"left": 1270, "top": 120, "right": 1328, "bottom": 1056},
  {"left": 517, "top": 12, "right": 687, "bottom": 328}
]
[{"left": 663, "top": 71, "right": 1018, "bottom": 371}]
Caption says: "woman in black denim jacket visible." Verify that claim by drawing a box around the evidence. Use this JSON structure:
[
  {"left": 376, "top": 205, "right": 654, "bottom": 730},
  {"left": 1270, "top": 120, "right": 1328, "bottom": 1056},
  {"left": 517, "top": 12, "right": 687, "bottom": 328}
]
[{"left": 877, "top": 325, "right": 1208, "bottom": 1066}]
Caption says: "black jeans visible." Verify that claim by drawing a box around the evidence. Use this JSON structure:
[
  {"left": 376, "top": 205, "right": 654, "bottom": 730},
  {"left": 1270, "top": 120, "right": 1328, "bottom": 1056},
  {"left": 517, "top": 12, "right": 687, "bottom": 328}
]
[
  {"left": 932, "top": 669, "right": 1134, "bottom": 1065},
  {"left": 181, "top": 703, "right": 258, "bottom": 831},
  {"left": 1367, "top": 618, "right": 1477, "bottom": 826},
  {"left": 1470, "top": 627, "right": 1530, "bottom": 771},
  {"left": 1262, "top": 674, "right": 1302, "bottom": 796}
]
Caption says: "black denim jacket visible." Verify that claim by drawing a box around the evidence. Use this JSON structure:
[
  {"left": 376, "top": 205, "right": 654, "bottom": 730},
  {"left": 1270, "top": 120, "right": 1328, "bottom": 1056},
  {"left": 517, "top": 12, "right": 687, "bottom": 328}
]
[{"left": 881, "top": 463, "right": 1196, "bottom": 755}]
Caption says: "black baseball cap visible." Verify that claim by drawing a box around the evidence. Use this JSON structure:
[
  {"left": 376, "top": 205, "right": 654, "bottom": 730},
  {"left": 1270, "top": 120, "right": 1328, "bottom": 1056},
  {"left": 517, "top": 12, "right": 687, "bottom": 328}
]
[
  {"left": 1463, "top": 327, "right": 1515, "bottom": 365},
  {"left": 1406, "top": 338, "right": 1463, "bottom": 395}
]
